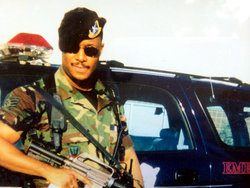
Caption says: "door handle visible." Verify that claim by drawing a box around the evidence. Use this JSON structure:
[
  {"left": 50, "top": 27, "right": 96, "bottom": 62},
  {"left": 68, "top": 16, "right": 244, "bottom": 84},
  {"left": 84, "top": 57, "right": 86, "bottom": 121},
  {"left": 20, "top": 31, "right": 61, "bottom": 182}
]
[{"left": 175, "top": 169, "right": 198, "bottom": 184}]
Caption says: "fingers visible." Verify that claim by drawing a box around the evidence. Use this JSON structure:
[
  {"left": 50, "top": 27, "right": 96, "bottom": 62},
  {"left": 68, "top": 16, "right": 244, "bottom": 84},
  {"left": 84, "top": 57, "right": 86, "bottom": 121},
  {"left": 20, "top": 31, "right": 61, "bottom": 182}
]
[
  {"left": 71, "top": 178, "right": 78, "bottom": 188},
  {"left": 45, "top": 167, "right": 92, "bottom": 188},
  {"left": 120, "top": 115, "right": 127, "bottom": 122},
  {"left": 72, "top": 171, "right": 92, "bottom": 187},
  {"left": 68, "top": 172, "right": 78, "bottom": 188}
]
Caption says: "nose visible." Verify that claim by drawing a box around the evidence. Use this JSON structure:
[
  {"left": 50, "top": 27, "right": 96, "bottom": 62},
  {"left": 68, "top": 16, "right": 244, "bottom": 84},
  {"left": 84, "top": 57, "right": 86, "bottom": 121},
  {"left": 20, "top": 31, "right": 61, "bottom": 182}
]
[{"left": 75, "top": 48, "right": 87, "bottom": 62}]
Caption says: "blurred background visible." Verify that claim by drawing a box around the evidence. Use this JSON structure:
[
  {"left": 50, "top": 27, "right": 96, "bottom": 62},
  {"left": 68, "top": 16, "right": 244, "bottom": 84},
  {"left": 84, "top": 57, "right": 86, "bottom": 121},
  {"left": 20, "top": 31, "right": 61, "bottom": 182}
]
[{"left": 1, "top": 0, "right": 250, "bottom": 83}]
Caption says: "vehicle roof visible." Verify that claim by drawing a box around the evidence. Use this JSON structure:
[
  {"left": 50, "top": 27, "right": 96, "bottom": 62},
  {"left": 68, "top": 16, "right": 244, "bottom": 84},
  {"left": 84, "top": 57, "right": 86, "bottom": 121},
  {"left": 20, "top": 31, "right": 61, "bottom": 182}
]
[
  {"left": 1, "top": 60, "right": 249, "bottom": 89},
  {"left": 106, "top": 61, "right": 250, "bottom": 88}
]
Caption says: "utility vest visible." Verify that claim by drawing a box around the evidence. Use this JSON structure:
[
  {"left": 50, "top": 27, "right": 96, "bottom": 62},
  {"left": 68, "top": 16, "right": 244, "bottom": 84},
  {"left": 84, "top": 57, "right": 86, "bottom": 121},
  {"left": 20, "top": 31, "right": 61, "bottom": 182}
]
[{"left": 27, "top": 68, "right": 125, "bottom": 164}]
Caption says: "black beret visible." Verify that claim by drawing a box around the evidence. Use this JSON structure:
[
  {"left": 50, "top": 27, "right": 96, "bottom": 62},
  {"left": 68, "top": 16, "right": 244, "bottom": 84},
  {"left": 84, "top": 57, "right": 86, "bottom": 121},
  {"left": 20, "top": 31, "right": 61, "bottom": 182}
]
[{"left": 58, "top": 7, "right": 106, "bottom": 53}]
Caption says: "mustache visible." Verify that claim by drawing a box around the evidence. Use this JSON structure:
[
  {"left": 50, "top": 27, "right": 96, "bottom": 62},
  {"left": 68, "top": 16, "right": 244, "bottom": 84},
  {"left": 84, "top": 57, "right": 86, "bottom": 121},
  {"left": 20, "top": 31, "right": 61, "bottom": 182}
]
[{"left": 71, "top": 62, "right": 90, "bottom": 68}]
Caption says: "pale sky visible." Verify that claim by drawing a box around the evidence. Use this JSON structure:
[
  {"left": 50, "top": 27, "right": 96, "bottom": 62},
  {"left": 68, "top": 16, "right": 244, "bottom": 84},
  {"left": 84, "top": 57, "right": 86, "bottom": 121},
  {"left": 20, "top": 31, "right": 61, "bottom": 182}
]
[{"left": 1, "top": 0, "right": 250, "bottom": 83}]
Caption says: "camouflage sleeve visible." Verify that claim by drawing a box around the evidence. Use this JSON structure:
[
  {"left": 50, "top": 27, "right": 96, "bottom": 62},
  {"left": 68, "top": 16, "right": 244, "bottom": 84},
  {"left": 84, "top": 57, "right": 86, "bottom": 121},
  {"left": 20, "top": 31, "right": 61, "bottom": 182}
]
[
  {"left": 0, "top": 85, "right": 48, "bottom": 131},
  {"left": 119, "top": 105, "right": 134, "bottom": 149}
]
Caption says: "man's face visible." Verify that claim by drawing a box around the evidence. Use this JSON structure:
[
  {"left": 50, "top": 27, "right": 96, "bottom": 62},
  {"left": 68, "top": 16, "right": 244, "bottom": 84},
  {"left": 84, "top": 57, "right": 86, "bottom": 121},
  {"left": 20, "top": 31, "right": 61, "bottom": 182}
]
[{"left": 62, "top": 36, "right": 103, "bottom": 81}]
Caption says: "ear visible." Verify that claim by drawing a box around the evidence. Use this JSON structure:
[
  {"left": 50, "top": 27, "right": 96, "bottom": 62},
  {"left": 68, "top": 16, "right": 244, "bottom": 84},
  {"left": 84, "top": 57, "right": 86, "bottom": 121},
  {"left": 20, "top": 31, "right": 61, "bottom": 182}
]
[
  {"left": 99, "top": 43, "right": 104, "bottom": 56},
  {"left": 101, "top": 43, "right": 104, "bottom": 51}
]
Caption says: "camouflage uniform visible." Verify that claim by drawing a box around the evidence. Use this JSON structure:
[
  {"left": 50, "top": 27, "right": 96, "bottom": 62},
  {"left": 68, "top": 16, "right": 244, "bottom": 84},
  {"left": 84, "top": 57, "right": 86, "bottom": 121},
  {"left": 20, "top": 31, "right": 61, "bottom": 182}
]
[
  {"left": 53, "top": 67, "right": 132, "bottom": 158},
  {"left": 0, "top": 66, "right": 133, "bottom": 187}
]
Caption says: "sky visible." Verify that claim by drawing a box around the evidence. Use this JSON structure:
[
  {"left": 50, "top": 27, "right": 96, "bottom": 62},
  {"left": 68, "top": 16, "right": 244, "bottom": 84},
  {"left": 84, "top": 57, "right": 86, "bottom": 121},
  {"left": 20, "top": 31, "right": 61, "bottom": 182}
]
[{"left": 1, "top": 0, "right": 250, "bottom": 83}]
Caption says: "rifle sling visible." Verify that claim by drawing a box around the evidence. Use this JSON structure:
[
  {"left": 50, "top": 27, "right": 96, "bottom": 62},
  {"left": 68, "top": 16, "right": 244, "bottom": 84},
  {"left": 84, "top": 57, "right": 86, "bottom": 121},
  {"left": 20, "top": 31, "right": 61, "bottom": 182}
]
[{"left": 33, "top": 86, "right": 122, "bottom": 170}]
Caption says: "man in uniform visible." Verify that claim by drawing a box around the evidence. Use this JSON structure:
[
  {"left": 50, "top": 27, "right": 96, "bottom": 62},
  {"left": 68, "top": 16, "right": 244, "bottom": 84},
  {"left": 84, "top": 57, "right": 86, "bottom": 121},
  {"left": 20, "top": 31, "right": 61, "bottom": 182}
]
[{"left": 0, "top": 7, "right": 144, "bottom": 188}]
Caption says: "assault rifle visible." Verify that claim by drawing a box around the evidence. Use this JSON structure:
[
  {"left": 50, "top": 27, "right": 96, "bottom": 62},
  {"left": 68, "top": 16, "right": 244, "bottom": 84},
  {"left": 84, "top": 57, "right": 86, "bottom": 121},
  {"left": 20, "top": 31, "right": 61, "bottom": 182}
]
[{"left": 27, "top": 142, "right": 133, "bottom": 188}]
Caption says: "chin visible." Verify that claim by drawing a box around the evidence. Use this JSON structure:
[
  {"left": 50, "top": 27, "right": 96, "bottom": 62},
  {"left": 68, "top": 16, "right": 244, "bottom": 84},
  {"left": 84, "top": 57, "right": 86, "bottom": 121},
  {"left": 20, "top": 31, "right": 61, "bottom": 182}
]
[
  {"left": 73, "top": 75, "right": 90, "bottom": 81},
  {"left": 71, "top": 71, "right": 91, "bottom": 80}
]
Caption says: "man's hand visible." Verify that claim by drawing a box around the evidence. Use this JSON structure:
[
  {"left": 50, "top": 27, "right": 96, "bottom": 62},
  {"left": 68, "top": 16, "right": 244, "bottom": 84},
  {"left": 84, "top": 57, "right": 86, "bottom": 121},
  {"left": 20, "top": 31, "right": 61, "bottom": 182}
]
[
  {"left": 0, "top": 121, "right": 92, "bottom": 188},
  {"left": 123, "top": 147, "right": 144, "bottom": 188},
  {"left": 45, "top": 167, "right": 92, "bottom": 188}
]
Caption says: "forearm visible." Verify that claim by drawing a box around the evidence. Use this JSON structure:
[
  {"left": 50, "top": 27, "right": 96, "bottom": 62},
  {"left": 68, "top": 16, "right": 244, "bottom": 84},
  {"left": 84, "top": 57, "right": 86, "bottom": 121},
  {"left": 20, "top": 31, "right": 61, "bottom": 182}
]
[
  {"left": 124, "top": 147, "right": 144, "bottom": 188},
  {"left": 0, "top": 136, "right": 52, "bottom": 178},
  {"left": 0, "top": 122, "right": 90, "bottom": 187}
]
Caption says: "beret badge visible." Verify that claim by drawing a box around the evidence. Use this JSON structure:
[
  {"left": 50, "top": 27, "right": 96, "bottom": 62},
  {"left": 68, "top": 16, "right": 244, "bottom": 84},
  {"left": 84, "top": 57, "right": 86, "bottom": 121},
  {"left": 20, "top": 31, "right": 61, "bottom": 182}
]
[{"left": 88, "top": 20, "right": 102, "bottom": 39}]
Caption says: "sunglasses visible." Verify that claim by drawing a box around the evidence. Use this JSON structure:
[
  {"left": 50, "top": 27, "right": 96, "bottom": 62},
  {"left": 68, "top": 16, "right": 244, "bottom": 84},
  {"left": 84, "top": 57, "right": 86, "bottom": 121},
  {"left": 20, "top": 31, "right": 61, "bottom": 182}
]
[{"left": 83, "top": 46, "right": 100, "bottom": 57}]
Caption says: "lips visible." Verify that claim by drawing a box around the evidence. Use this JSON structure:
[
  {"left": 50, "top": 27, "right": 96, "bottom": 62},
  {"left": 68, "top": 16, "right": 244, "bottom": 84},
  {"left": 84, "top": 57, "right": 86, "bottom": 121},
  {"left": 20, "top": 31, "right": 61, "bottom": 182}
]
[{"left": 71, "top": 62, "right": 89, "bottom": 73}]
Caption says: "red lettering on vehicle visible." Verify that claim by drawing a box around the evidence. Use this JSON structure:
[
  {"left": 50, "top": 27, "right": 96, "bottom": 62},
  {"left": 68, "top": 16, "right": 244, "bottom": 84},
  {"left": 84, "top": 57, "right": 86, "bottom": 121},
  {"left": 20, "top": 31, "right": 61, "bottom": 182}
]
[{"left": 223, "top": 162, "right": 250, "bottom": 174}]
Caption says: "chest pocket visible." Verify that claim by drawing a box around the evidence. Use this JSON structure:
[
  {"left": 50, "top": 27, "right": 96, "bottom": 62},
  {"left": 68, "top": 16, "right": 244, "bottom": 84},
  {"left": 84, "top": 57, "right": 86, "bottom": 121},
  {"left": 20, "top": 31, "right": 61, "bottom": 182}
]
[{"left": 61, "top": 99, "right": 119, "bottom": 155}]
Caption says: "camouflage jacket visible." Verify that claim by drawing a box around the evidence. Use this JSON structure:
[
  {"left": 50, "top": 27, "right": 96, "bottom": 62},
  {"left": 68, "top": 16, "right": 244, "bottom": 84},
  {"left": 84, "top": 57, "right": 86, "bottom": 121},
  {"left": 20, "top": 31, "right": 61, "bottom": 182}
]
[{"left": 0, "top": 66, "right": 132, "bottom": 161}]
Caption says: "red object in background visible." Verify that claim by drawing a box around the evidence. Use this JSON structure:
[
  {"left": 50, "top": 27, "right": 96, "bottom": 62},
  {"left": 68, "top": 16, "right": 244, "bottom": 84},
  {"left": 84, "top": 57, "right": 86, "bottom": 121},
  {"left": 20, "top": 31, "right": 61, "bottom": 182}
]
[{"left": 8, "top": 32, "right": 53, "bottom": 49}]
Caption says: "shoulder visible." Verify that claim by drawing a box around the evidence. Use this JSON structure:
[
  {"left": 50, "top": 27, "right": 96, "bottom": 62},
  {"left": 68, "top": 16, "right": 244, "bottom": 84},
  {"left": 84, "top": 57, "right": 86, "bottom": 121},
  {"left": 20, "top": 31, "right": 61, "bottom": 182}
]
[
  {"left": 4, "top": 77, "right": 48, "bottom": 107},
  {"left": 4, "top": 86, "right": 40, "bottom": 108}
]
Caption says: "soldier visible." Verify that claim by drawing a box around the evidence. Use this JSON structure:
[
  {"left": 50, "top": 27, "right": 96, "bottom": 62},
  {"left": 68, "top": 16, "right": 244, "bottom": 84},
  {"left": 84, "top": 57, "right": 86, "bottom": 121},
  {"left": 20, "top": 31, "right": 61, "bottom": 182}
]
[{"left": 0, "top": 7, "right": 144, "bottom": 188}]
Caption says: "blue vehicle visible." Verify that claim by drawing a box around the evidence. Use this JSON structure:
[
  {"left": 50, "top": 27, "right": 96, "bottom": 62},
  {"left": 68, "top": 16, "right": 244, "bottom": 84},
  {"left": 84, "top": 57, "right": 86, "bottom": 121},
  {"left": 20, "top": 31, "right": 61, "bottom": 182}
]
[{"left": 0, "top": 61, "right": 250, "bottom": 187}]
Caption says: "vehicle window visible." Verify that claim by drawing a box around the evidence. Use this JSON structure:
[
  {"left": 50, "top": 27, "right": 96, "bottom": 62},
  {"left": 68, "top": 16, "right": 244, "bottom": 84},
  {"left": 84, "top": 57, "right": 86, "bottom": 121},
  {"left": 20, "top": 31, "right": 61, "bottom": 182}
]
[
  {"left": 243, "top": 107, "right": 250, "bottom": 141},
  {"left": 207, "top": 106, "right": 233, "bottom": 145},
  {"left": 116, "top": 82, "right": 194, "bottom": 152},
  {"left": 124, "top": 101, "right": 170, "bottom": 137},
  {"left": 195, "top": 85, "right": 250, "bottom": 147}
]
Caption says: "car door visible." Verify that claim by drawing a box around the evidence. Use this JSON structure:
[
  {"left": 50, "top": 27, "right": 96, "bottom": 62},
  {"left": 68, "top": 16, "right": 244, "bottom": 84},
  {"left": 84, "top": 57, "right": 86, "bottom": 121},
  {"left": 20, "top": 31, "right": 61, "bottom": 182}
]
[
  {"left": 193, "top": 81, "right": 250, "bottom": 187},
  {"left": 104, "top": 69, "right": 212, "bottom": 187}
]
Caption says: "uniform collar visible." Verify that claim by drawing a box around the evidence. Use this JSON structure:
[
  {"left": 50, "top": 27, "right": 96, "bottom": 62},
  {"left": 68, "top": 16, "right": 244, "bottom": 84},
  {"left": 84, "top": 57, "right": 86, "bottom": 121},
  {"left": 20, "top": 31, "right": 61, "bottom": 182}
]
[
  {"left": 55, "top": 66, "right": 75, "bottom": 100},
  {"left": 55, "top": 66, "right": 112, "bottom": 112}
]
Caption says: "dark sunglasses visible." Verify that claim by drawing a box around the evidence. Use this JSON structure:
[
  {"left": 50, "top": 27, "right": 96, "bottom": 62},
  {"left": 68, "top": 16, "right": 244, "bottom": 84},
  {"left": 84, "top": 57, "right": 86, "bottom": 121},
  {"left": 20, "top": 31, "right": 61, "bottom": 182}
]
[{"left": 83, "top": 46, "right": 100, "bottom": 57}]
